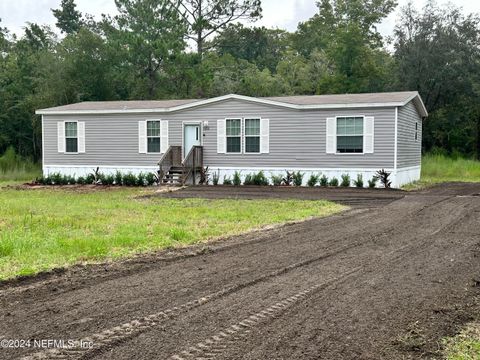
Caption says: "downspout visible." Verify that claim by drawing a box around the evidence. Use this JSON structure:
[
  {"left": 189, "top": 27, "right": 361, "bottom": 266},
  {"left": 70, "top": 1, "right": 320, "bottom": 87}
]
[
  {"left": 41, "top": 115, "right": 45, "bottom": 176},
  {"left": 394, "top": 107, "right": 398, "bottom": 186}
]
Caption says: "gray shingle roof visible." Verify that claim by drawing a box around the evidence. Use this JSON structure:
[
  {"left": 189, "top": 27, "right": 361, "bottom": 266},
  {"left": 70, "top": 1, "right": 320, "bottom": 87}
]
[{"left": 37, "top": 91, "right": 426, "bottom": 116}]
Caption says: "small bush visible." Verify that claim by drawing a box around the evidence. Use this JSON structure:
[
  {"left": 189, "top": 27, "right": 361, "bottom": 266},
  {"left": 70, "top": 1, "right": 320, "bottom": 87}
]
[
  {"left": 319, "top": 175, "right": 329, "bottom": 187},
  {"left": 50, "top": 173, "right": 63, "bottom": 185},
  {"left": 307, "top": 173, "right": 320, "bottom": 187},
  {"left": 199, "top": 166, "right": 210, "bottom": 185},
  {"left": 368, "top": 176, "right": 378, "bottom": 188},
  {"left": 136, "top": 172, "right": 146, "bottom": 186},
  {"left": 282, "top": 171, "right": 294, "bottom": 186},
  {"left": 340, "top": 174, "right": 351, "bottom": 187},
  {"left": 65, "top": 175, "right": 76, "bottom": 185},
  {"left": 376, "top": 169, "right": 392, "bottom": 188},
  {"left": 329, "top": 177, "right": 339, "bottom": 187},
  {"left": 270, "top": 173, "right": 283, "bottom": 186},
  {"left": 85, "top": 173, "right": 95, "bottom": 184},
  {"left": 122, "top": 172, "right": 137, "bottom": 186},
  {"left": 233, "top": 171, "right": 241, "bottom": 186},
  {"left": 145, "top": 172, "right": 157, "bottom": 186},
  {"left": 253, "top": 171, "right": 269, "bottom": 186},
  {"left": 212, "top": 170, "right": 220, "bottom": 185},
  {"left": 103, "top": 174, "right": 115, "bottom": 186},
  {"left": 353, "top": 174, "right": 364, "bottom": 188},
  {"left": 76, "top": 176, "right": 87, "bottom": 185},
  {"left": 223, "top": 176, "right": 233, "bottom": 185},
  {"left": 243, "top": 173, "right": 253, "bottom": 185},
  {"left": 292, "top": 171, "right": 304, "bottom": 186},
  {"left": 114, "top": 171, "right": 123, "bottom": 186}
]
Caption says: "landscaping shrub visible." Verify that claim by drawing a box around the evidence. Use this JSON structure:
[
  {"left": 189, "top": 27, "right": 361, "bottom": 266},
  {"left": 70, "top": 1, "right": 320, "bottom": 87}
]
[
  {"left": 270, "top": 173, "right": 283, "bottom": 186},
  {"left": 292, "top": 171, "right": 304, "bottom": 186},
  {"left": 103, "top": 174, "right": 115, "bottom": 186},
  {"left": 329, "top": 177, "right": 339, "bottom": 187},
  {"left": 243, "top": 173, "right": 253, "bottom": 185},
  {"left": 253, "top": 171, "right": 269, "bottom": 185},
  {"left": 136, "top": 172, "right": 146, "bottom": 186},
  {"left": 233, "top": 171, "right": 241, "bottom": 186},
  {"left": 307, "top": 173, "right": 320, "bottom": 187},
  {"left": 212, "top": 170, "right": 220, "bottom": 185},
  {"left": 319, "top": 175, "right": 329, "bottom": 187},
  {"left": 76, "top": 176, "right": 87, "bottom": 185},
  {"left": 145, "top": 172, "right": 157, "bottom": 186},
  {"left": 85, "top": 173, "right": 96, "bottom": 184},
  {"left": 65, "top": 175, "right": 76, "bottom": 185},
  {"left": 50, "top": 173, "right": 63, "bottom": 185},
  {"left": 223, "top": 176, "right": 233, "bottom": 185},
  {"left": 282, "top": 171, "right": 294, "bottom": 186},
  {"left": 353, "top": 174, "right": 364, "bottom": 188},
  {"left": 340, "top": 174, "right": 351, "bottom": 187},
  {"left": 376, "top": 169, "right": 392, "bottom": 188},
  {"left": 122, "top": 172, "right": 137, "bottom": 186},
  {"left": 114, "top": 171, "right": 123, "bottom": 185},
  {"left": 368, "top": 176, "right": 378, "bottom": 188}
]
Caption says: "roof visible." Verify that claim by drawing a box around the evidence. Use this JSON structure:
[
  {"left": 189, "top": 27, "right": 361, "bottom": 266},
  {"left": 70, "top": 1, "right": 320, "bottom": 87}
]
[{"left": 36, "top": 91, "right": 428, "bottom": 117}]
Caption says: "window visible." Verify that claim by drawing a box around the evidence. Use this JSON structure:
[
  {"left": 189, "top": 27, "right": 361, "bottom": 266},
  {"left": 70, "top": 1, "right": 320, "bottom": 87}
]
[
  {"left": 226, "top": 119, "right": 241, "bottom": 153},
  {"left": 336, "top": 117, "right": 364, "bottom": 153},
  {"left": 415, "top": 122, "right": 418, "bottom": 141},
  {"left": 65, "top": 122, "right": 78, "bottom": 153},
  {"left": 244, "top": 118, "right": 260, "bottom": 153},
  {"left": 147, "top": 120, "right": 161, "bottom": 153}
]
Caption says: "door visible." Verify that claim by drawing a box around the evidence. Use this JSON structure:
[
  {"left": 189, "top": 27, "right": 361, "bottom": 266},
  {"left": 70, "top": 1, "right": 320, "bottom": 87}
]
[{"left": 184, "top": 124, "right": 201, "bottom": 158}]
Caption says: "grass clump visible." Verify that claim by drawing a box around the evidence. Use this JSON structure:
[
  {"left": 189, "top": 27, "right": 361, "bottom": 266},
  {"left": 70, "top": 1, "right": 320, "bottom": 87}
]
[
  {"left": 0, "top": 187, "right": 345, "bottom": 279},
  {"left": 443, "top": 323, "right": 480, "bottom": 360},
  {"left": 0, "top": 147, "right": 41, "bottom": 183}
]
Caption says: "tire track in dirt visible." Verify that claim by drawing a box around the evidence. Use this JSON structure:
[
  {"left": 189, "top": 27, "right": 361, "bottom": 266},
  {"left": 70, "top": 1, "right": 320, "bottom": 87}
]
[{"left": 21, "top": 195, "right": 468, "bottom": 360}]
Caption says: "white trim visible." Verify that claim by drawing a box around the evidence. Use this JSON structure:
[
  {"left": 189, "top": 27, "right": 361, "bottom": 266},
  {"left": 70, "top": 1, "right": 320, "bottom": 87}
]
[
  {"left": 63, "top": 120, "right": 79, "bottom": 154},
  {"left": 36, "top": 93, "right": 429, "bottom": 117},
  {"left": 182, "top": 121, "right": 203, "bottom": 159},
  {"left": 394, "top": 107, "right": 398, "bottom": 175},
  {"left": 41, "top": 116, "right": 45, "bottom": 173},
  {"left": 44, "top": 164, "right": 159, "bottom": 169}
]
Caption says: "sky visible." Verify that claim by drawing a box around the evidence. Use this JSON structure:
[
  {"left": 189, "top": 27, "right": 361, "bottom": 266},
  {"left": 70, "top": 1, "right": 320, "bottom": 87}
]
[{"left": 1, "top": 0, "right": 479, "bottom": 38}]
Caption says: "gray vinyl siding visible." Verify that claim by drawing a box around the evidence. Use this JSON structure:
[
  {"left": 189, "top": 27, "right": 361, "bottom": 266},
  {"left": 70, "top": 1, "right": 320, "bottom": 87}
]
[
  {"left": 43, "top": 98, "right": 396, "bottom": 169},
  {"left": 397, "top": 101, "right": 422, "bottom": 168}
]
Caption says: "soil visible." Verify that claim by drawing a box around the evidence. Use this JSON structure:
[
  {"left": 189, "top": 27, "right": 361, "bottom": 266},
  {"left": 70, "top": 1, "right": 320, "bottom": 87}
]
[{"left": 0, "top": 183, "right": 479, "bottom": 360}]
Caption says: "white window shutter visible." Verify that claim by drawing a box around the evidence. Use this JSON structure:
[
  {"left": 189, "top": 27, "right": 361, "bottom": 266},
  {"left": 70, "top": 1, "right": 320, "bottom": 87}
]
[
  {"left": 57, "top": 122, "right": 65, "bottom": 153},
  {"left": 160, "top": 120, "right": 169, "bottom": 153},
  {"left": 326, "top": 117, "right": 336, "bottom": 154},
  {"left": 78, "top": 122, "right": 85, "bottom": 153},
  {"left": 364, "top": 116, "right": 374, "bottom": 153},
  {"left": 217, "top": 119, "right": 226, "bottom": 153},
  {"left": 260, "top": 118, "right": 270, "bottom": 153},
  {"left": 138, "top": 121, "right": 147, "bottom": 154}
]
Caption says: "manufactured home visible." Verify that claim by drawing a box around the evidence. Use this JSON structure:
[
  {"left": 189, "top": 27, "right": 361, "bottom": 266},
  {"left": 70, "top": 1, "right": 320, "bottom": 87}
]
[{"left": 36, "top": 91, "right": 427, "bottom": 187}]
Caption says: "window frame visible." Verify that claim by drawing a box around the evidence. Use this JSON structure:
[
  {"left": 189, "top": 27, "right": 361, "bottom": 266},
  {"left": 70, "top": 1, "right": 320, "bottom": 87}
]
[
  {"left": 335, "top": 115, "right": 365, "bottom": 155},
  {"left": 64, "top": 121, "right": 79, "bottom": 154},
  {"left": 243, "top": 117, "right": 261, "bottom": 154},
  {"left": 146, "top": 120, "right": 161, "bottom": 153},
  {"left": 225, "top": 118, "right": 242, "bottom": 154}
]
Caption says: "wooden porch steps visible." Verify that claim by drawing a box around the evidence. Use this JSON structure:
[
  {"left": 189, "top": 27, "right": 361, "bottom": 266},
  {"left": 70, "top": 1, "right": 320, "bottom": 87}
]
[{"left": 161, "top": 166, "right": 185, "bottom": 185}]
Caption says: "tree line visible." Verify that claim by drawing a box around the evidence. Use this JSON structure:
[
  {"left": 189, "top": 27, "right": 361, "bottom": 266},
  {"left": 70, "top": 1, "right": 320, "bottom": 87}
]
[{"left": 0, "top": 0, "right": 479, "bottom": 162}]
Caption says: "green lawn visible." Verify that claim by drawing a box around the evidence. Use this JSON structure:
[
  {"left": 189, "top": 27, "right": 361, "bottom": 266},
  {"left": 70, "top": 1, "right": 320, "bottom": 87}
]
[
  {"left": 443, "top": 323, "right": 480, "bottom": 360},
  {"left": 404, "top": 154, "right": 480, "bottom": 189},
  {"left": 0, "top": 186, "right": 344, "bottom": 280}
]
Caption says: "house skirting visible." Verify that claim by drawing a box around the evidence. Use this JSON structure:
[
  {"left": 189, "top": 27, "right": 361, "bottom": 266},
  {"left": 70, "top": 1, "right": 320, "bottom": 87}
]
[
  {"left": 43, "top": 164, "right": 421, "bottom": 188},
  {"left": 209, "top": 165, "right": 421, "bottom": 188},
  {"left": 43, "top": 165, "right": 159, "bottom": 178}
]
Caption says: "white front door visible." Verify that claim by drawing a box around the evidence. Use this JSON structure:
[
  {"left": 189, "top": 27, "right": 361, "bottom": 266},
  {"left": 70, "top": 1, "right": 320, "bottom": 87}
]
[{"left": 184, "top": 124, "right": 201, "bottom": 158}]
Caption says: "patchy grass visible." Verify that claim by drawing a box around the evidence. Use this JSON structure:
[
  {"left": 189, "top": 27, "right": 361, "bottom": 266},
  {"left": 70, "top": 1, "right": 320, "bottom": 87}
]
[
  {"left": 404, "top": 154, "right": 480, "bottom": 190},
  {"left": 0, "top": 187, "right": 344, "bottom": 280},
  {"left": 443, "top": 323, "right": 480, "bottom": 360},
  {"left": 0, "top": 147, "right": 41, "bottom": 183}
]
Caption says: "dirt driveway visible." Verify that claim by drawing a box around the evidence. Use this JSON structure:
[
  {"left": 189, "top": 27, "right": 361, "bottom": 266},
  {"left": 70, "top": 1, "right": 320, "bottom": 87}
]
[{"left": 1, "top": 183, "right": 479, "bottom": 360}]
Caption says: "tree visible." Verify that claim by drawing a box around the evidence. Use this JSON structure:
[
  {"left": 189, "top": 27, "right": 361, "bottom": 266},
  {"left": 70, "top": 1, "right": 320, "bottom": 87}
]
[
  {"left": 52, "top": 0, "right": 83, "bottom": 34},
  {"left": 173, "top": 0, "right": 262, "bottom": 56},
  {"left": 394, "top": 1, "right": 480, "bottom": 156},
  {"left": 212, "top": 23, "right": 288, "bottom": 71},
  {"left": 292, "top": 0, "right": 396, "bottom": 94},
  {"left": 105, "top": 0, "right": 187, "bottom": 98}
]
